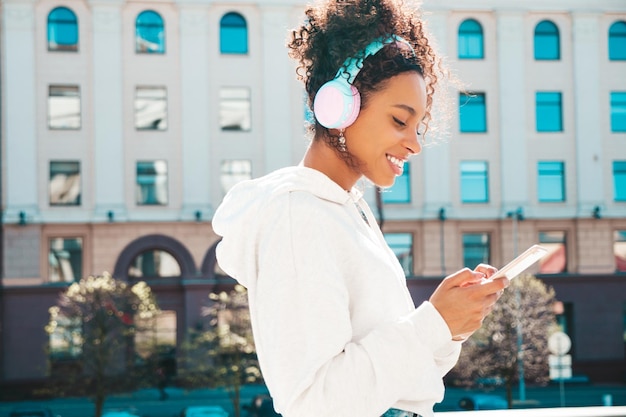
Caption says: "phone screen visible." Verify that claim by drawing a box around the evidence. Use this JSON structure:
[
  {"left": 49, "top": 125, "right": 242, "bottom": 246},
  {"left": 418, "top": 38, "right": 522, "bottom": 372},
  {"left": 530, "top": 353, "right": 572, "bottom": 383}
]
[{"left": 491, "top": 244, "right": 548, "bottom": 280}]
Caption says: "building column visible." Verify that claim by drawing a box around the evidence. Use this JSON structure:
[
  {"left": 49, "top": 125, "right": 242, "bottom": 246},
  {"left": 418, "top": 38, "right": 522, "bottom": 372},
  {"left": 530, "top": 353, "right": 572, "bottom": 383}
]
[
  {"left": 90, "top": 0, "right": 126, "bottom": 221},
  {"left": 261, "top": 6, "right": 292, "bottom": 173},
  {"left": 3, "top": 0, "right": 38, "bottom": 223},
  {"left": 497, "top": 11, "right": 529, "bottom": 216},
  {"left": 572, "top": 13, "right": 604, "bottom": 217},
  {"left": 177, "top": 4, "right": 211, "bottom": 220}
]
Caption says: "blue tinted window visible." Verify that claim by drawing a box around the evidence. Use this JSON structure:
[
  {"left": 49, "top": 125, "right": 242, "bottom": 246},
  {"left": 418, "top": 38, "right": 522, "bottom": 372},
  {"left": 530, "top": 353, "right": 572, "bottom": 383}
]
[
  {"left": 461, "top": 161, "right": 489, "bottom": 203},
  {"left": 538, "top": 161, "right": 565, "bottom": 202},
  {"left": 382, "top": 163, "right": 411, "bottom": 203},
  {"left": 536, "top": 92, "right": 563, "bottom": 132},
  {"left": 458, "top": 19, "right": 483, "bottom": 59},
  {"left": 47, "top": 7, "right": 78, "bottom": 52},
  {"left": 534, "top": 20, "right": 560, "bottom": 60},
  {"left": 609, "top": 21, "right": 626, "bottom": 60},
  {"left": 384, "top": 233, "right": 413, "bottom": 276},
  {"left": 611, "top": 92, "right": 626, "bottom": 132},
  {"left": 614, "top": 161, "right": 626, "bottom": 202},
  {"left": 463, "top": 233, "right": 490, "bottom": 270},
  {"left": 220, "top": 12, "right": 248, "bottom": 54},
  {"left": 136, "top": 10, "right": 165, "bottom": 54},
  {"left": 459, "top": 92, "right": 486, "bottom": 133}
]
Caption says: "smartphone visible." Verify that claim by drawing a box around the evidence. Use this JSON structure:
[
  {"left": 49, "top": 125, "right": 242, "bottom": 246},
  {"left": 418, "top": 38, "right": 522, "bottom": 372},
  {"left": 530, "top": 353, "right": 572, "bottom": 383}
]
[{"left": 491, "top": 244, "right": 549, "bottom": 280}]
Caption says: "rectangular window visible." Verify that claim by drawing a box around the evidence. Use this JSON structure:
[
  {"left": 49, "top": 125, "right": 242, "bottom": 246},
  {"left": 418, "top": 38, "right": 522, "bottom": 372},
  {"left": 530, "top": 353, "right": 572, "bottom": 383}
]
[
  {"left": 136, "top": 161, "right": 168, "bottom": 205},
  {"left": 49, "top": 313, "right": 83, "bottom": 361},
  {"left": 49, "top": 237, "right": 83, "bottom": 282},
  {"left": 615, "top": 230, "right": 626, "bottom": 272},
  {"left": 220, "top": 160, "right": 252, "bottom": 194},
  {"left": 614, "top": 161, "right": 626, "bottom": 202},
  {"left": 611, "top": 92, "right": 626, "bottom": 132},
  {"left": 538, "top": 231, "right": 567, "bottom": 273},
  {"left": 48, "top": 85, "right": 81, "bottom": 130},
  {"left": 384, "top": 233, "right": 413, "bottom": 276},
  {"left": 50, "top": 161, "right": 81, "bottom": 206},
  {"left": 538, "top": 161, "right": 566, "bottom": 202},
  {"left": 135, "top": 87, "right": 167, "bottom": 130},
  {"left": 536, "top": 92, "right": 563, "bottom": 132},
  {"left": 135, "top": 310, "right": 177, "bottom": 360},
  {"left": 462, "top": 233, "right": 490, "bottom": 269},
  {"left": 459, "top": 92, "right": 487, "bottom": 133},
  {"left": 382, "top": 163, "right": 411, "bottom": 203},
  {"left": 460, "top": 161, "right": 489, "bottom": 203},
  {"left": 220, "top": 87, "right": 251, "bottom": 131}
]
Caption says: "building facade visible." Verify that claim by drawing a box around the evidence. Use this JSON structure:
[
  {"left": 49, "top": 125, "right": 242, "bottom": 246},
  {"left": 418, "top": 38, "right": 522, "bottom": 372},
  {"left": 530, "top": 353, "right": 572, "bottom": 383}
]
[{"left": 1, "top": 0, "right": 625, "bottom": 387}]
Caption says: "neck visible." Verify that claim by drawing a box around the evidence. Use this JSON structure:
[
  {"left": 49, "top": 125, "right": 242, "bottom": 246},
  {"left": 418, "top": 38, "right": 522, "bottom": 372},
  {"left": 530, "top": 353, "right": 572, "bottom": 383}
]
[{"left": 302, "top": 140, "right": 359, "bottom": 191}]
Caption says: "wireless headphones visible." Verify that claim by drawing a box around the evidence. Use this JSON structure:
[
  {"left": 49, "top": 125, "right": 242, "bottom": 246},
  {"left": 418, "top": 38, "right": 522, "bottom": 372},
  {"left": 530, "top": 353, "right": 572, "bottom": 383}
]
[{"left": 313, "top": 35, "right": 413, "bottom": 130}]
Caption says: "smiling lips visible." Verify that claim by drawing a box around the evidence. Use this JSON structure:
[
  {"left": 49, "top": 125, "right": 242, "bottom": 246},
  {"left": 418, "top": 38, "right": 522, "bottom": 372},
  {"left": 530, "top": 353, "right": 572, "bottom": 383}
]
[{"left": 386, "top": 154, "right": 405, "bottom": 175}]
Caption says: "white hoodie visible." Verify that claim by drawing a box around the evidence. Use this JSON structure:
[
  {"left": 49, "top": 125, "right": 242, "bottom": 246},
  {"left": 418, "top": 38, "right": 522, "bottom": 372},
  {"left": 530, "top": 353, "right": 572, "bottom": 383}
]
[{"left": 213, "top": 166, "right": 461, "bottom": 417}]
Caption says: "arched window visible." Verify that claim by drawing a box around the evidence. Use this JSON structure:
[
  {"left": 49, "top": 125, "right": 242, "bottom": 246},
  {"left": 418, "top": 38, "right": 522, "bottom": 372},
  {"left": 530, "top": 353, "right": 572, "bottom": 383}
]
[
  {"left": 128, "top": 249, "right": 181, "bottom": 277},
  {"left": 136, "top": 10, "right": 165, "bottom": 54},
  {"left": 534, "top": 20, "right": 560, "bottom": 60},
  {"left": 220, "top": 12, "right": 248, "bottom": 54},
  {"left": 609, "top": 21, "right": 626, "bottom": 61},
  {"left": 458, "top": 19, "right": 484, "bottom": 59},
  {"left": 47, "top": 7, "right": 78, "bottom": 52}
]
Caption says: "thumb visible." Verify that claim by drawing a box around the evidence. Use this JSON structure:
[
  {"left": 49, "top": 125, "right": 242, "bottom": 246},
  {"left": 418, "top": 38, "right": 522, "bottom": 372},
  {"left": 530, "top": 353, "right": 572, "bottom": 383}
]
[{"left": 442, "top": 268, "right": 485, "bottom": 288}]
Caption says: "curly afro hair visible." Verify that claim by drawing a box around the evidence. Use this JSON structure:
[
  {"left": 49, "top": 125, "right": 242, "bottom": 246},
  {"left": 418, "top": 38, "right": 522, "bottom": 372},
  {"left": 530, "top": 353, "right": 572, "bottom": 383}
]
[{"left": 288, "top": 0, "right": 446, "bottom": 146}]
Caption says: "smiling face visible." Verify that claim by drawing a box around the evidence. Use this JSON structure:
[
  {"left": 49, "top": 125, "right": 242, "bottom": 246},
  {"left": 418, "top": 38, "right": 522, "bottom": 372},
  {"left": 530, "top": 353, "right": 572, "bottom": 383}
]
[{"left": 343, "top": 71, "right": 427, "bottom": 188}]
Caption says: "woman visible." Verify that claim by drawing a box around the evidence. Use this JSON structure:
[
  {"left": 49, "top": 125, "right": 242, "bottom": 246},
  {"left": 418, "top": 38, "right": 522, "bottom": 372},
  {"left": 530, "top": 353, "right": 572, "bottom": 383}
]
[{"left": 213, "top": 0, "right": 508, "bottom": 416}]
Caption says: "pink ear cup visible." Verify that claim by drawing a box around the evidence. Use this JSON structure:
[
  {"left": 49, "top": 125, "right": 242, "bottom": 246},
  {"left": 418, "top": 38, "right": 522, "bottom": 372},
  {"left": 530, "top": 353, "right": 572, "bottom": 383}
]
[{"left": 313, "top": 79, "right": 361, "bottom": 129}]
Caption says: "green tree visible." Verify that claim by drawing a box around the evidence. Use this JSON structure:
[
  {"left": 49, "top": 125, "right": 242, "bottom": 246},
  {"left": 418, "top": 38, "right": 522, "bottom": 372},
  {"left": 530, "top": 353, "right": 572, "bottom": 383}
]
[
  {"left": 180, "top": 285, "right": 261, "bottom": 417},
  {"left": 46, "top": 272, "right": 160, "bottom": 417},
  {"left": 450, "top": 274, "right": 558, "bottom": 408}
]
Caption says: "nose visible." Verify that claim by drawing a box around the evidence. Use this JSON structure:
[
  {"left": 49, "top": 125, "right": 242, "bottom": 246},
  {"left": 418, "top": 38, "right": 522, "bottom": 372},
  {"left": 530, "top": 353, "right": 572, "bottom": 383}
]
[{"left": 404, "top": 131, "right": 422, "bottom": 156}]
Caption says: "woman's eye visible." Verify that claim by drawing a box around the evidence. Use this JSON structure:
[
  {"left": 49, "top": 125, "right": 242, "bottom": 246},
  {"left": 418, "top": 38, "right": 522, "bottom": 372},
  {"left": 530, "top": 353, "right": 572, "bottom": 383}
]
[{"left": 393, "top": 117, "right": 406, "bottom": 127}]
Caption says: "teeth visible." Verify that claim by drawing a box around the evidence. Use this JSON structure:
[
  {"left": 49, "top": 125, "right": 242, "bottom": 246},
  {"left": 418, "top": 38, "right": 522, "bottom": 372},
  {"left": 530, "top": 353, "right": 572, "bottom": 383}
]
[{"left": 387, "top": 155, "right": 404, "bottom": 169}]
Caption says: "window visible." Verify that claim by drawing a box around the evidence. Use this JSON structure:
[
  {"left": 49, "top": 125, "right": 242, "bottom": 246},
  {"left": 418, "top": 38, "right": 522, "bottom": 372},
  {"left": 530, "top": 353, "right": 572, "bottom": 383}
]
[
  {"left": 462, "top": 233, "right": 490, "bottom": 269},
  {"left": 614, "top": 161, "right": 626, "bottom": 201},
  {"left": 611, "top": 92, "right": 626, "bottom": 132},
  {"left": 538, "top": 161, "right": 565, "bottom": 202},
  {"left": 221, "top": 160, "right": 252, "bottom": 194},
  {"left": 459, "top": 92, "right": 486, "bottom": 133},
  {"left": 538, "top": 231, "right": 567, "bottom": 273},
  {"left": 384, "top": 233, "right": 413, "bottom": 276},
  {"left": 128, "top": 250, "right": 181, "bottom": 277},
  {"left": 48, "top": 85, "right": 81, "bottom": 130},
  {"left": 609, "top": 21, "right": 626, "bottom": 60},
  {"left": 48, "top": 311, "right": 82, "bottom": 360},
  {"left": 614, "top": 230, "right": 626, "bottom": 272},
  {"left": 136, "top": 10, "right": 165, "bottom": 54},
  {"left": 220, "top": 87, "right": 251, "bottom": 131},
  {"left": 382, "top": 163, "right": 411, "bottom": 203},
  {"left": 135, "top": 87, "right": 167, "bottom": 130},
  {"left": 49, "top": 237, "right": 83, "bottom": 282},
  {"left": 50, "top": 161, "right": 81, "bottom": 206},
  {"left": 458, "top": 19, "right": 484, "bottom": 59},
  {"left": 136, "top": 161, "right": 168, "bottom": 205},
  {"left": 47, "top": 7, "right": 78, "bottom": 52},
  {"left": 135, "top": 310, "right": 177, "bottom": 360},
  {"left": 220, "top": 12, "right": 248, "bottom": 54},
  {"left": 534, "top": 20, "right": 560, "bottom": 60},
  {"left": 460, "top": 161, "right": 489, "bottom": 203},
  {"left": 536, "top": 92, "right": 563, "bottom": 132}
]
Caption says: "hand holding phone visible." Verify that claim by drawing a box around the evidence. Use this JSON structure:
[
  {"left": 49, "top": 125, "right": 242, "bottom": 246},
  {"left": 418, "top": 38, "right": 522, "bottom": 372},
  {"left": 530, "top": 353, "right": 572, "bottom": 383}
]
[{"left": 491, "top": 244, "right": 548, "bottom": 280}]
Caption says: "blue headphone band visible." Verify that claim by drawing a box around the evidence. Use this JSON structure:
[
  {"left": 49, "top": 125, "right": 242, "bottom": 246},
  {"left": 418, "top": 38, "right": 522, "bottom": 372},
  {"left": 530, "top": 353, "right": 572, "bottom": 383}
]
[{"left": 336, "top": 35, "right": 414, "bottom": 84}]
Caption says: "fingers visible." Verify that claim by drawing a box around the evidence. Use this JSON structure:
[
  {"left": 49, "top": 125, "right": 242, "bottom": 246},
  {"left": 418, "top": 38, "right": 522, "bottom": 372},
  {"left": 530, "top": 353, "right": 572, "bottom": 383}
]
[
  {"left": 442, "top": 267, "right": 486, "bottom": 288},
  {"left": 474, "top": 263, "right": 498, "bottom": 279}
]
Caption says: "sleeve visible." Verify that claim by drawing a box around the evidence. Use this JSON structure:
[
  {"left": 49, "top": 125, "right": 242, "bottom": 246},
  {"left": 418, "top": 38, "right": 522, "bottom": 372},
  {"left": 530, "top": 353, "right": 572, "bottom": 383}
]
[{"left": 251, "top": 193, "right": 460, "bottom": 417}]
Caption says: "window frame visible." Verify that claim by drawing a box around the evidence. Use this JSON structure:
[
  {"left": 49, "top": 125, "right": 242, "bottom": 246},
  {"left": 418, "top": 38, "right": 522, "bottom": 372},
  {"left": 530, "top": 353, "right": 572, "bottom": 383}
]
[
  {"left": 220, "top": 12, "right": 248, "bottom": 55},
  {"left": 462, "top": 232, "right": 491, "bottom": 270},
  {"left": 613, "top": 161, "right": 626, "bottom": 202},
  {"left": 135, "top": 10, "right": 165, "bottom": 54},
  {"left": 534, "top": 20, "right": 561, "bottom": 61},
  {"left": 48, "top": 85, "right": 81, "bottom": 130},
  {"left": 459, "top": 92, "right": 487, "bottom": 133},
  {"left": 536, "top": 91, "right": 563, "bottom": 132},
  {"left": 538, "top": 230, "right": 567, "bottom": 274},
  {"left": 537, "top": 161, "right": 566, "bottom": 203},
  {"left": 219, "top": 87, "right": 252, "bottom": 132},
  {"left": 458, "top": 18, "right": 484, "bottom": 60},
  {"left": 460, "top": 161, "right": 489, "bottom": 203},
  {"left": 134, "top": 86, "right": 168, "bottom": 131},
  {"left": 136, "top": 160, "right": 169, "bottom": 206},
  {"left": 49, "top": 236, "right": 83, "bottom": 283},
  {"left": 47, "top": 6, "right": 79, "bottom": 52},
  {"left": 610, "top": 92, "right": 626, "bottom": 133},
  {"left": 608, "top": 20, "right": 626, "bottom": 61},
  {"left": 49, "top": 160, "right": 82, "bottom": 206}
]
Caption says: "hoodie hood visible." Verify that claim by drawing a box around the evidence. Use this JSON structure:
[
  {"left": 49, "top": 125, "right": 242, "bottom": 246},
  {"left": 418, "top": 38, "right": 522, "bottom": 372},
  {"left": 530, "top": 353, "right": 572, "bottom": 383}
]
[{"left": 212, "top": 165, "right": 361, "bottom": 286}]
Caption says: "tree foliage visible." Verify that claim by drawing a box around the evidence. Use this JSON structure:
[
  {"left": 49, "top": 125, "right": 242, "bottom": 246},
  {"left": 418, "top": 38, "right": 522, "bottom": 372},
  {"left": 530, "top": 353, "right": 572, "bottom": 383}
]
[
  {"left": 45, "top": 272, "right": 160, "bottom": 417},
  {"left": 450, "top": 274, "right": 558, "bottom": 407},
  {"left": 180, "top": 284, "right": 261, "bottom": 417}
]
